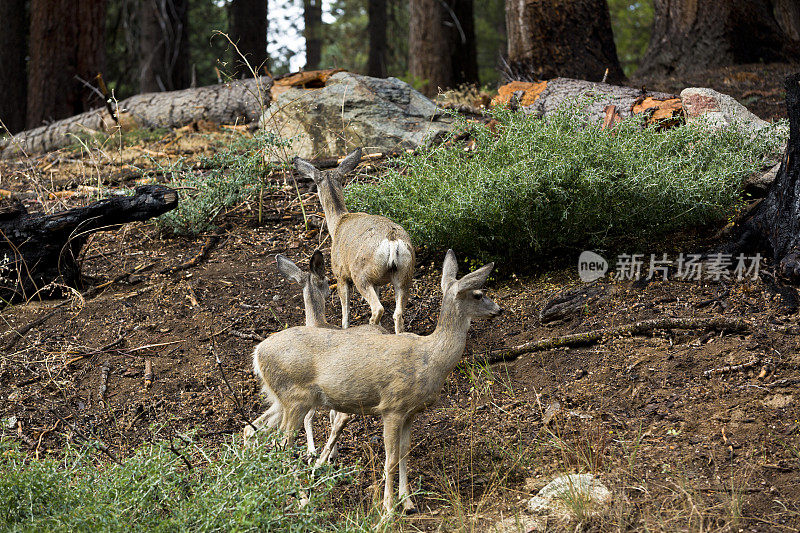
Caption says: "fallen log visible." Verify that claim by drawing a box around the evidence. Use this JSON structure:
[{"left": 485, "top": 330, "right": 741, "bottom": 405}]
[
  {"left": 0, "top": 185, "right": 178, "bottom": 305},
  {"left": 492, "top": 78, "right": 683, "bottom": 127},
  {"left": 0, "top": 77, "right": 273, "bottom": 158}
]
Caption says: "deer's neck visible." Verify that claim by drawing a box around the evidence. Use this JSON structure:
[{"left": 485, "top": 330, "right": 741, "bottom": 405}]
[
  {"left": 427, "top": 301, "right": 471, "bottom": 374},
  {"left": 318, "top": 184, "right": 349, "bottom": 237},
  {"left": 303, "top": 290, "right": 327, "bottom": 328}
]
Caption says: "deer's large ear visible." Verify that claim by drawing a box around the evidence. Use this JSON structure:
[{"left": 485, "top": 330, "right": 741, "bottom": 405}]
[
  {"left": 336, "top": 148, "right": 362, "bottom": 179},
  {"left": 441, "top": 249, "right": 458, "bottom": 293},
  {"left": 309, "top": 250, "right": 326, "bottom": 278},
  {"left": 276, "top": 254, "right": 304, "bottom": 284},
  {"left": 455, "top": 262, "right": 494, "bottom": 293},
  {"left": 294, "top": 156, "right": 322, "bottom": 184}
]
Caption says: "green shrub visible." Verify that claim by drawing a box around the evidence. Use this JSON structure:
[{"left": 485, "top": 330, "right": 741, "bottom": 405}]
[
  {"left": 0, "top": 434, "right": 362, "bottom": 532},
  {"left": 156, "top": 132, "right": 290, "bottom": 236},
  {"left": 346, "top": 102, "right": 787, "bottom": 265}
]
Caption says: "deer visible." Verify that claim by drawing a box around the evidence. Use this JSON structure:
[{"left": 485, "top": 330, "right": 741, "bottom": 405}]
[
  {"left": 244, "top": 251, "right": 387, "bottom": 459},
  {"left": 249, "top": 250, "right": 502, "bottom": 515},
  {"left": 293, "top": 148, "right": 415, "bottom": 334}
]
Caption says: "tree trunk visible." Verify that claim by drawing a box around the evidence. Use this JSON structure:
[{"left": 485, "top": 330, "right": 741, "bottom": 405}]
[
  {"left": 1, "top": 76, "right": 273, "bottom": 158},
  {"left": 367, "top": 0, "right": 388, "bottom": 78},
  {"left": 639, "top": 0, "right": 800, "bottom": 77},
  {"left": 448, "top": 0, "right": 479, "bottom": 86},
  {"left": 230, "top": 0, "right": 269, "bottom": 76},
  {"left": 26, "top": 0, "right": 106, "bottom": 129},
  {"left": 0, "top": 0, "right": 27, "bottom": 134},
  {"left": 303, "top": 0, "right": 323, "bottom": 70},
  {"left": 726, "top": 73, "right": 800, "bottom": 280},
  {"left": 0, "top": 185, "right": 178, "bottom": 305},
  {"left": 409, "top": 0, "right": 452, "bottom": 97},
  {"left": 139, "top": 0, "right": 191, "bottom": 93},
  {"left": 504, "top": 0, "right": 624, "bottom": 84}
]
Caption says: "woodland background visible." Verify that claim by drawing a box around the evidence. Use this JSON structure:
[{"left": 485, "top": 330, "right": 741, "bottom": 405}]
[{"left": 1, "top": 0, "right": 799, "bottom": 136}]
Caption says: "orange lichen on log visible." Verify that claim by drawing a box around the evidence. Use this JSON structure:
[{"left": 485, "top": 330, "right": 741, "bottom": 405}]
[
  {"left": 491, "top": 81, "right": 548, "bottom": 107},
  {"left": 632, "top": 97, "right": 683, "bottom": 126},
  {"left": 271, "top": 68, "right": 346, "bottom": 98}
]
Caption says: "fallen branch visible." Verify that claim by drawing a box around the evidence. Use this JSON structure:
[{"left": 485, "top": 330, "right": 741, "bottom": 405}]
[
  {"left": 98, "top": 362, "right": 110, "bottom": 406},
  {"left": 162, "top": 230, "right": 223, "bottom": 274},
  {"left": 228, "top": 329, "right": 265, "bottom": 342},
  {"left": 488, "top": 317, "right": 750, "bottom": 363},
  {"left": 211, "top": 341, "right": 257, "bottom": 433},
  {"left": 703, "top": 358, "right": 760, "bottom": 378}
]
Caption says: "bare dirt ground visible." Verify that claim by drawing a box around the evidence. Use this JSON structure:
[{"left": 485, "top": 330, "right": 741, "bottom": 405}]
[{"left": 1, "top": 65, "right": 800, "bottom": 531}]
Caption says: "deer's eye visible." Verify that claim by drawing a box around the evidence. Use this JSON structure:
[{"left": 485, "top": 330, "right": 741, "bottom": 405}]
[{"left": 473, "top": 292, "right": 482, "bottom": 300}]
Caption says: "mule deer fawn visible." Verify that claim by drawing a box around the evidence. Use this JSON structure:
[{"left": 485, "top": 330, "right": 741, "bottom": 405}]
[
  {"left": 293, "top": 149, "right": 415, "bottom": 333},
  {"left": 244, "top": 251, "right": 386, "bottom": 458},
  {"left": 249, "top": 250, "right": 502, "bottom": 514}
]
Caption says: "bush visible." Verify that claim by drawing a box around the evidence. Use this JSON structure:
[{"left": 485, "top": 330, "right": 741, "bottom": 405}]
[
  {"left": 0, "top": 434, "right": 364, "bottom": 532},
  {"left": 155, "top": 132, "right": 290, "bottom": 236},
  {"left": 346, "top": 102, "right": 787, "bottom": 266}
]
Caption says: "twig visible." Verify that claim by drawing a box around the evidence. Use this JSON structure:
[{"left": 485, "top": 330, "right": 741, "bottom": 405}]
[
  {"left": 16, "top": 420, "right": 36, "bottom": 448},
  {"left": 144, "top": 359, "right": 153, "bottom": 389},
  {"left": 48, "top": 409, "right": 121, "bottom": 464},
  {"left": 228, "top": 329, "right": 265, "bottom": 342},
  {"left": 211, "top": 340, "right": 257, "bottom": 432},
  {"left": 163, "top": 230, "right": 223, "bottom": 274},
  {"left": 703, "top": 358, "right": 760, "bottom": 378},
  {"left": 488, "top": 317, "right": 751, "bottom": 363},
  {"left": 168, "top": 440, "right": 194, "bottom": 470},
  {"left": 99, "top": 362, "right": 110, "bottom": 406}
]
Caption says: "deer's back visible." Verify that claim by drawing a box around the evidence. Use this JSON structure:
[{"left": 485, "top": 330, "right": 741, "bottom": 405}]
[{"left": 331, "top": 212, "right": 414, "bottom": 283}]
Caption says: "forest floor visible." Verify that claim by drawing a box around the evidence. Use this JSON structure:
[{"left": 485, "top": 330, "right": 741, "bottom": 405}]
[{"left": 1, "top": 64, "right": 800, "bottom": 532}]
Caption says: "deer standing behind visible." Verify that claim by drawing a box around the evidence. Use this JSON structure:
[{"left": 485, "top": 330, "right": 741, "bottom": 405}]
[
  {"left": 294, "top": 149, "right": 415, "bottom": 333},
  {"left": 249, "top": 250, "right": 502, "bottom": 514},
  {"left": 243, "top": 251, "right": 386, "bottom": 458}
]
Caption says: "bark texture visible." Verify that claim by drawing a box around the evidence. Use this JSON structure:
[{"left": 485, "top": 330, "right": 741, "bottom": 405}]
[
  {"left": 139, "top": 0, "right": 191, "bottom": 92},
  {"left": 303, "top": 0, "right": 323, "bottom": 70},
  {"left": 639, "top": 0, "right": 800, "bottom": 76},
  {"left": 505, "top": 0, "right": 624, "bottom": 83},
  {"left": 726, "top": 73, "right": 800, "bottom": 280},
  {"left": 409, "top": 0, "right": 452, "bottom": 96},
  {"left": 367, "top": 0, "right": 388, "bottom": 78},
  {"left": 0, "top": 185, "right": 178, "bottom": 305},
  {"left": 26, "top": 0, "right": 106, "bottom": 129},
  {"left": 0, "top": 0, "right": 27, "bottom": 134},
  {"left": 448, "top": 0, "right": 479, "bottom": 86},
  {"left": 1, "top": 77, "right": 273, "bottom": 158},
  {"left": 230, "top": 0, "right": 269, "bottom": 76}
]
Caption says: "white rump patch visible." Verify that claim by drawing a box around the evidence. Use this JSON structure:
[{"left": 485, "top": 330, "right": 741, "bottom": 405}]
[{"left": 376, "top": 238, "right": 412, "bottom": 272}]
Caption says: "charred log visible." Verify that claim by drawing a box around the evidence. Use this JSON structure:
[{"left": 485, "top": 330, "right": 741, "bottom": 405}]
[
  {"left": 724, "top": 73, "right": 800, "bottom": 280},
  {"left": 0, "top": 185, "right": 178, "bottom": 305}
]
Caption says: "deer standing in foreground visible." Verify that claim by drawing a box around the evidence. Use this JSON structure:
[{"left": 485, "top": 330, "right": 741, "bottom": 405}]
[
  {"left": 243, "top": 251, "right": 386, "bottom": 458},
  {"left": 294, "top": 148, "right": 415, "bottom": 334},
  {"left": 249, "top": 250, "right": 502, "bottom": 514}
]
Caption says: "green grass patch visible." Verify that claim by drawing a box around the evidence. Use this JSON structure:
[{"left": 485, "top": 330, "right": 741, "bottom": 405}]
[
  {"left": 346, "top": 102, "right": 787, "bottom": 266},
  {"left": 0, "top": 433, "right": 368, "bottom": 532}
]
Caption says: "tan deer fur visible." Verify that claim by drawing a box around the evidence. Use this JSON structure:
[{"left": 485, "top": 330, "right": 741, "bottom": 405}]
[
  {"left": 243, "top": 251, "right": 386, "bottom": 459},
  {"left": 294, "top": 148, "right": 415, "bottom": 333},
  {"left": 249, "top": 250, "right": 502, "bottom": 514}
]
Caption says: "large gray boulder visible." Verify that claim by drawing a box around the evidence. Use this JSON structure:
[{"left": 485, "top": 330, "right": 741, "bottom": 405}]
[
  {"left": 260, "top": 72, "right": 455, "bottom": 159},
  {"left": 680, "top": 87, "right": 779, "bottom": 135},
  {"left": 528, "top": 474, "right": 612, "bottom": 521}
]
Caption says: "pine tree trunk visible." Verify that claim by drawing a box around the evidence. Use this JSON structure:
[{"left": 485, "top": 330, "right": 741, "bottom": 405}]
[
  {"left": 26, "top": 0, "right": 106, "bottom": 129},
  {"left": 639, "top": 0, "right": 800, "bottom": 77},
  {"left": 726, "top": 73, "right": 800, "bottom": 280},
  {"left": 409, "top": 0, "right": 452, "bottom": 97},
  {"left": 0, "top": 0, "right": 27, "bottom": 134},
  {"left": 504, "top": 0, "right": 623, "bottom": 83},
  {"left": 448, "top": 0, "right": 479, "bottom": 86},
  {"left": 367, "top": 0, "right": 388, "bottom": 78},
  {"left": 230, "top": 0, "right": 269, "bottom": 76},
  {"left": 303, "top": 0, "right": 323, "bottom": 70},
  {"left": 139, "top": 0, "right": 191, "bottom": 93}
]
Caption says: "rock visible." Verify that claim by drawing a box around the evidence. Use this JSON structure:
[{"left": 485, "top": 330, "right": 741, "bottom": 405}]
[
  {"left": 260, "top": 71, "right": 455, "bottom": 159},
  {"left": 746, "top": 161, "right": 782, "bottom": 193},
  {"left": 680, "top": 88, "right": 785, "bottom": 137},
  {"left": 528, "top": 474, "right": 612, "bottom": 521}
]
